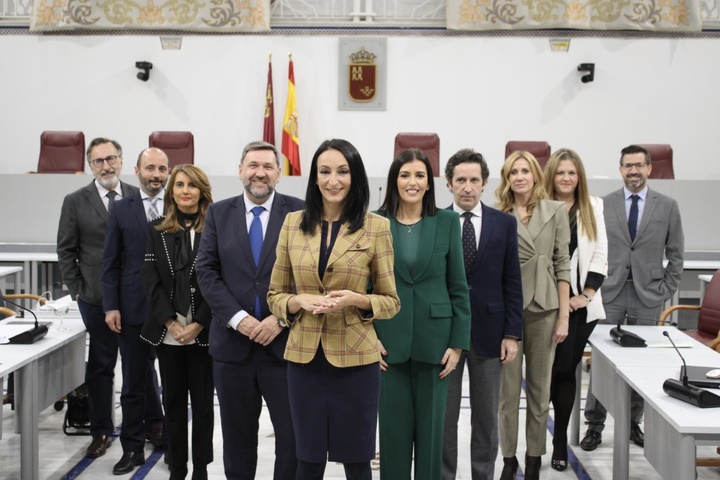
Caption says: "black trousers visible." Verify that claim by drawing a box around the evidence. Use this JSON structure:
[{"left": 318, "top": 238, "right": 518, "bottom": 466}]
[{"left": 157, "top": 343, "right": 214, "bottom": 471}]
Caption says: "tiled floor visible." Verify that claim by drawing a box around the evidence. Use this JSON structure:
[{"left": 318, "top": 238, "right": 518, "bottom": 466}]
[{"left": 1, "top": 361, "right": 719, "bottom": 480}]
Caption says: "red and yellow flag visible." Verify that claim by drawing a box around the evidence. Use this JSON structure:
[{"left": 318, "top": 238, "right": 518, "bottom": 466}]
[
  {"left": 262, "top": 54, "right": 275, "bottom": 147},
  {"left": 281, "top": 54, "right": 301, "bottom": 176}
]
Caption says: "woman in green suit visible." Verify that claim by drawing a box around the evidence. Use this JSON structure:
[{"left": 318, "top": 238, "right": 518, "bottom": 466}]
[{"left": 375, "top": 148, "right": 471, "bottom": 480}]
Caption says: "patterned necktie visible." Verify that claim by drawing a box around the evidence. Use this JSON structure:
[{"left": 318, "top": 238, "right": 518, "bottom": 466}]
[
  {"left": 106, "top": 190, "right": 118, "bottom": 211},
  {"left": 147, "top": 198, "right": 159, "bottom": 222},
  {"left": 249, "top": 206, "right": 265, "bottom": 318},
  {"left": 461, "top": 212, "right": 476, "bottom": 279},
  {"left": 628, "top": 195, "right": 640, "bottom": 241}
]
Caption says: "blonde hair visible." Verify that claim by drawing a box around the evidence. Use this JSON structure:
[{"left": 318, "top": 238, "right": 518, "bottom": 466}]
[
  {"left": 156, "top": 164, "right": 213, "bottom": 234},
  {"left": 495, "top": 151, "right": 547, "bottom": 222},
  {"left": 543, "top": 148, "right": 598, "bottom": 241}
]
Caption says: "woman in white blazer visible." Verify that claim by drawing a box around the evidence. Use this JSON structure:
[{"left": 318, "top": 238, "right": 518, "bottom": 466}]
[{"left": 544, "top": 148, "right": 608, "bottom": 472}]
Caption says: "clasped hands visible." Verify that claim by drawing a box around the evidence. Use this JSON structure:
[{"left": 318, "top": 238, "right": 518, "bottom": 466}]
[
  {"left": 295, "top": 290, "right": 363, "bottom": 315},
  {"left": 167, "top": 320, "right": 203, "bottom": 344}
]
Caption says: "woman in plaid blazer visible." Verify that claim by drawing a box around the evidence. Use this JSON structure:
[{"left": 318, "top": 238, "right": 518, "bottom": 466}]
[{"left": 267, "top": 139, "right": 400, "bottom": 480}]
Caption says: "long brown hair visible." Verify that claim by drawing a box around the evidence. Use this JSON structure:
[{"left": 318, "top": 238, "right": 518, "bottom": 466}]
[
  {"left": 156, "top": 164, "right": 213, "bottom": 233},
  {"left": 495, "top": 151, "right": 547, "bottom": 222},
  {"left": 544, "top": 148, "right": 598, "bottom": 241}
]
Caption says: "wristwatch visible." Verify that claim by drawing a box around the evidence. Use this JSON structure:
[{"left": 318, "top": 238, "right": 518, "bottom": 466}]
[{"left": 277, "top": 317, "right": 289, "bottom": 328}]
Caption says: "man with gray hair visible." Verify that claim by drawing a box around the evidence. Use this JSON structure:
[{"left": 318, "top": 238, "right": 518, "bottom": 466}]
[{"left": 197, "top": 141, "right": 304, "bottom": 480}]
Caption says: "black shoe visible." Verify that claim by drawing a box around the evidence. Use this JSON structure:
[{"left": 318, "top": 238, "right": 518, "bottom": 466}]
[
  {"left": 191, "top": 466, "right": 207, "bottom": 480},
  {"left": 525, "top": 454, "right": 541, "bottom": 480},
  {"left": 630, "top": 423, "right": 645, "bottom": 447},
  {"left": 580, "top": 430, "right": 602, "bottom": 451},
  {"left": 499, "top": 456, "right": 518, "bottom": 480},
  {"left": 551, "top": 444, "right": 568, "bottom": 471},
  {"left": 112, "top": 452, "right": 146, "bottom": 475}
]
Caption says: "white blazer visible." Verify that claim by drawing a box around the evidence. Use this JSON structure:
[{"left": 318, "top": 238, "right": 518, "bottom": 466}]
[{"left": 571, "top": 195, "right": 608, "bottom": 322}]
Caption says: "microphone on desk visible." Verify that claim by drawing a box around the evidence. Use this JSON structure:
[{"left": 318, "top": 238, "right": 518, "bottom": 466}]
[
  {"left": 609, "top": 315, "right": 647, "bottom": 347},
  {"left": 1, "top": 297, "right": 49, "bottom": 344},
  {"left": 662, "top": 330, "right": 720, "bottom": 408}
]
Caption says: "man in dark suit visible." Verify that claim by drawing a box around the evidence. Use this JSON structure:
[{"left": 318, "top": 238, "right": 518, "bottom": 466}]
[
  {"left": 196, "top": 141, "right": 303, "bottom": 480},
  {"left": 101, "top": 148, "right": 169, "bottom": 474},
  {"left": 581, "top": 144, "right": 684, "bottom": 451},
  {"left": 442, "top": 148, "right": 523, "bottom": 480},
  {"left": 57, "top": 137, "right": 138, "bottom": 459}
]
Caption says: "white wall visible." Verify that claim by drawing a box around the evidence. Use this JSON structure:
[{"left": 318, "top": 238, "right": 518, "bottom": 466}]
[{"left": 1, "top": 33, "right": 719, "bottom": 179}]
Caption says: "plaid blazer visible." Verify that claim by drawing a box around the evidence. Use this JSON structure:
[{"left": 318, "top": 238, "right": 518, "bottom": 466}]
[{"left": 268, "top": 211, "right": 400, "bottom": 367}]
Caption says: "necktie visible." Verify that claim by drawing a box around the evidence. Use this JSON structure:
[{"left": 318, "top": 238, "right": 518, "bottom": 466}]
[
  {"left": 147, "top": 198, "right": 159, "bottom": 222},
  {"left": 249, "top": 206, "right": 265, "bottom": 318},
  {"left": 628, "top": 195, "right": 640, "bottom": 242},
  {"left": 461, "top": 212, "right": 476, "bottom": 279},
  {"left": 106, "top": 190, "right": 118, "bottom": 211}
]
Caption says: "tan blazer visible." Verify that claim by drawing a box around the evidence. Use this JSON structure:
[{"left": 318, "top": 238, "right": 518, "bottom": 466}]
[
  {"left": 515, "top": 199, "right": 571, "bottom": 313},
  {"left": 268, "top": 211, "right": 400, "bottom": 368}
]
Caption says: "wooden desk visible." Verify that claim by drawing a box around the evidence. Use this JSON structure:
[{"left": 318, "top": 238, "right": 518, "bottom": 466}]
[{"left": 0, "top": 312, "right": 85, "bottom": 480}]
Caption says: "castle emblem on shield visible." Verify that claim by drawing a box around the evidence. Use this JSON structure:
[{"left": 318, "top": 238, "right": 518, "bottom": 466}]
[{"left": 348, "top": 47, "right": 377, "bottom": 103}]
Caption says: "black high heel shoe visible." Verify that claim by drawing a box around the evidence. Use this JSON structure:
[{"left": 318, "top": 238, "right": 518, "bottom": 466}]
[
  {"left": 551, "top": 445, "right": 568, "bottom": 471},
  {"left": 499, "top": 456, "right": 518, "bottom": 480}
]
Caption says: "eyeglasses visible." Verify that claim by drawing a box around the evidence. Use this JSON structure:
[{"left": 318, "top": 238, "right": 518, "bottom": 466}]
[
  {"left": 621, "top": 162, "right": 647, "bottom": 170},
  {"left": 90, "top": 155, "right": 119, "bottom": 167}
]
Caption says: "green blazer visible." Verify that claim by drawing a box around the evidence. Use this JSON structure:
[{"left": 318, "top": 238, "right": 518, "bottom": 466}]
[{"left": 375, "top": 210, "right": 471, "bottom": 365}]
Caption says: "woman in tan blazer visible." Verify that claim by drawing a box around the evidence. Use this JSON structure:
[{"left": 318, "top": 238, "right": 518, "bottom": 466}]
[
  {"left": 544, "top": 148, "right": 608, "bottom": 471},
  {"left": 267, "top": 139, "right": 400, "bottom": 480},
  {"left": 495, "top": 151, "right": 571, "bottom": 480}
]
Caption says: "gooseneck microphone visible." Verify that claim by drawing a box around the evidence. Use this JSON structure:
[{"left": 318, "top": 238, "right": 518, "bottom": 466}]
[
  {"left": 2, "top": 297, "right": 49, "bottom": 344},
  {"left": 662, "top": 330, "right": 720, "bottom": 408},
  {"left": 609, "top": 315, "right": 646, "bottom": 347}
]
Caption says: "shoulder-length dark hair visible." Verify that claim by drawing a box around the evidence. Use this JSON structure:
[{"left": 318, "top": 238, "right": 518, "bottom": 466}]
[
  {"left": 378, "top": 148, "right": 438, "bottom": 218},
  {"left": 300, "top": 139, "right": 369, "bottom": 235},
  {"left": 156, "top": 164, "right": 213, "bottom": 234}
]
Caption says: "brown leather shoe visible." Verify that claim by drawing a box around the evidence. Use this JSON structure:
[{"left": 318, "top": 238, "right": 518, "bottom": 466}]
[
  {"left": 146, "top": 424, "right": 164, "bottom": 448},
  {"left": 86, "top": 435, "right": 112, "bottom": 458}
]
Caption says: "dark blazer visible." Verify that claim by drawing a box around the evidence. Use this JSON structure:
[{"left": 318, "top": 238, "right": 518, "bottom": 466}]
[
  {"left": 101, "top": 191, "right": 155, "bottom": 325},
  {"left": 602, "top": 187, "right": 684, "bottom": 307},
  {"left": 141, "top": 216, "right": 211, "bottom": 346},
  {"left": 57, "top": 180, "right": 138, "bottom": 306},
  {"left": 374, "top": 209, "right": 471, "bottom": 365},
  {"left": 450, "top": 203, "right": 524, "bottom": 357},
  {"left": 196, "top": 192, "right": 304, "bottom": 363}
]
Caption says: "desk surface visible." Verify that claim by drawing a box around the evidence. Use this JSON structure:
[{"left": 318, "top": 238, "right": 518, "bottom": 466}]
[
  {"left": 0, "top": 266, "right": 23, "bottom": 277},
  {"left": 0, "top": 252, "right": 58, "bottom": 262}
]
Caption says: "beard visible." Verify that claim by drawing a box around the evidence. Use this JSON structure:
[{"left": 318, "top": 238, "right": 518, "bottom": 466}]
[
  {"left": 141, "top": 177, "right": 165, "bottom": 196},
  {"left": 96, "top": 170, "right": 119, "bottom": 190},
  {"left": 244, "top": 177, "right": 273, "bottom": 200}
]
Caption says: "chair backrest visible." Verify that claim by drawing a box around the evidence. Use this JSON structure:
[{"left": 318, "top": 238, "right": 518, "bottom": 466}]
[
  {"left": 505, "top": 141, "right": 551, "bottom": 168},
  {"left": 37, "top": 131, "right": 85, "bottom": 173},
  {"left": 639, "top": 144, "right": 674, "bottom": 179},
  {"left": 148, "top": 131, "right": 194, "bottom": 169},
  {"left": 698, "top": 269, "right": 720, "bottom": 337},
  {"left": 394, "top": 133, "right": 440, "bottom": 177}
]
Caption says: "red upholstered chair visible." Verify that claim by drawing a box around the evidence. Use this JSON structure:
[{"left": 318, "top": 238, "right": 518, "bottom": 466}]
[
  {"left": 639, "top": 144, "right": 674, "bottom": 179},
  {"left": 659, "top": 269, "right": 720, "bottom": 346},
  {"left": 34, "top": 131, "right": 85, "bottom": 174},
  {"left": 148, "top": 131, "right": 194, "bottom": 169},
  {"left": 394, "top": 133, "right": 440, "bottom": 177},
  {"left": 504, "top": 141, "right": 551, "bottom": 168}
]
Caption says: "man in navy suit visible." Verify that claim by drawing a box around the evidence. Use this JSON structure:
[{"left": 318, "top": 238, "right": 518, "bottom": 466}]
[
  {"left": 196, "top": 141, "right": 303, "bottom": 480},
  {"left": 58, "top": 138, "right": 138, "bottom": 460},
  {"left": 101, "top": 148, "right": 169, "bottom": 474},
  {"left": 442, "top": 148, "right": 524, "bottom": 480}
]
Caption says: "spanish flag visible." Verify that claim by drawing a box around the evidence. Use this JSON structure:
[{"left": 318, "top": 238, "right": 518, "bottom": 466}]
[
  {"left": 281, "top": 54, "right": 301, "bottom": 176},
  {"left": 262, "top": 54, "right": 275, "bottom": 147}
]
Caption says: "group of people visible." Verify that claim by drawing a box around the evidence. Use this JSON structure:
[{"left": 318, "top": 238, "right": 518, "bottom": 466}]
[{"left": 56, "top": 136, "right": 683, "bottom": 480}]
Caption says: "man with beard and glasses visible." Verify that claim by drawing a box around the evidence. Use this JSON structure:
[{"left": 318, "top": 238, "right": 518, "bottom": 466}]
[
  {"left": 196, "top": 141, "right": 303, "bottom": 480},
  {"left": 57, "top": 138, "right": 139, "bottom": 461},
  {"left": 101, "top": 148, "right": 170, "bottom": 474},
  {"left": 580, "top": 144, "right": 684, "bottom": 452}
]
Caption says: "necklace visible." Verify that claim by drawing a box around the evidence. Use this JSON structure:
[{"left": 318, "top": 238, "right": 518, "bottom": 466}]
[{"left": 401, "top": 220, "right": 421, "bottom": 233}]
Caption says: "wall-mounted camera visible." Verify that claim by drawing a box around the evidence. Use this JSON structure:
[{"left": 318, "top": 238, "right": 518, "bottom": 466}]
[{"left": 135, "top": 61, "right": 153, "bottom": 82}]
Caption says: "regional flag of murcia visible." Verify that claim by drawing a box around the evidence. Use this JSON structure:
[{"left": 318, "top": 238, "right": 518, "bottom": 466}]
[{"left": 348, "top": 47, "right": 377, "bottom": 103}]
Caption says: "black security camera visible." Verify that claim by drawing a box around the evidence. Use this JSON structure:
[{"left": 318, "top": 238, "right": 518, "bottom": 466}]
[
  {"left": 578, "top": 63, "right": 595, "bottom": 83},
  {"left": 135, "top": 61, "right": 153, "bottom": 82}
]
